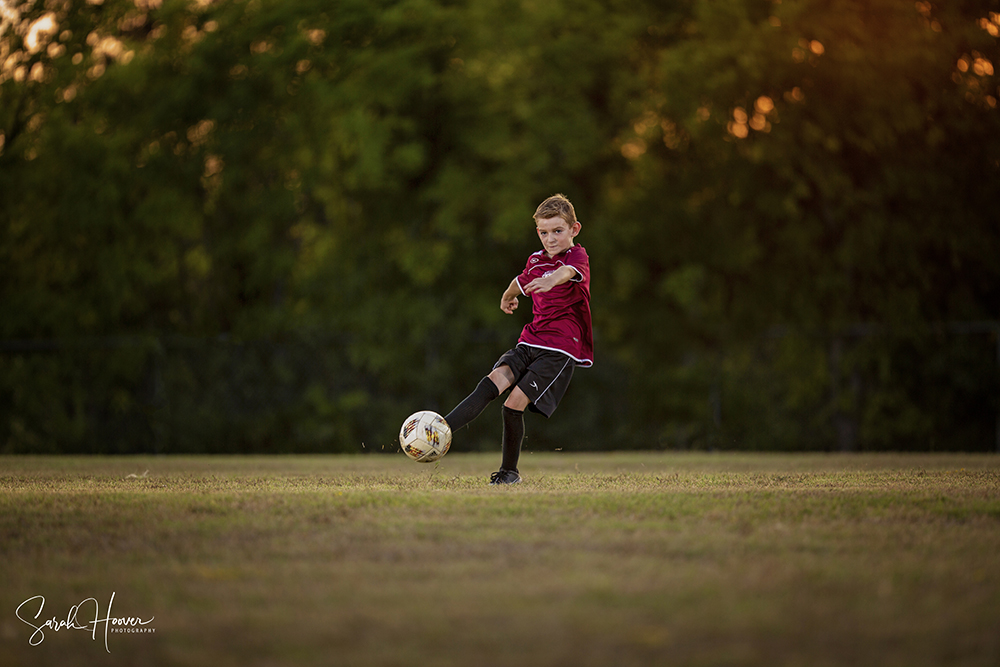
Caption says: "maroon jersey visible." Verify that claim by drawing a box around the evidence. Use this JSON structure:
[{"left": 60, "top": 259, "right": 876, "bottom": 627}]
[{"left": 514, "top": 244, "right": 593, "bottom": 367}]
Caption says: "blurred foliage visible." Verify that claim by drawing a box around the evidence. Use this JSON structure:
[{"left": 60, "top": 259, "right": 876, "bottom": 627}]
[{"left": 1, "top": 0, "right": 998, "bottom": 453}]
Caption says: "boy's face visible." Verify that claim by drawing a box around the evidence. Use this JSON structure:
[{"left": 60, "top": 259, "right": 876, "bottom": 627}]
[{"left": 535, "top": 216, "right": 580, "bottom": 257}]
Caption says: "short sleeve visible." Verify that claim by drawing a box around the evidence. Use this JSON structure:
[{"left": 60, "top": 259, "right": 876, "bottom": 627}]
[{"left": 564, "top": 246, "right": 589, "bottom": 282}]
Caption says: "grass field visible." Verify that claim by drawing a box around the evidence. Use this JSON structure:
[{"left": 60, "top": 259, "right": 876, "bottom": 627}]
[{"left": 1, "top": 452, "right": 999, "bottom": 667}]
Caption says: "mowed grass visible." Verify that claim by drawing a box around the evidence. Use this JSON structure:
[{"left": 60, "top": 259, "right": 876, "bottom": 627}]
[{"left": 1, "top": 453, "right": 999, "bottom": 667}]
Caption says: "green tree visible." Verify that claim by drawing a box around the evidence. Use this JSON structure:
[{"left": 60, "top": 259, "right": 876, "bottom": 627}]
[
  {"left": 2, "top": 0, "right": 998, "bottom": 453},
  {"left": 597, "top": 0, "right": 1000, "bottom": 449}
]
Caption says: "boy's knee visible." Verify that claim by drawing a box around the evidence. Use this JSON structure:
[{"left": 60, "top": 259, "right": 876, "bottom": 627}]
[
  {"left": 504, "top": 387, "right": 531, "bottom": 412},
  {"left": 489, "top": 365, "right": 516, "bottom": 392}
]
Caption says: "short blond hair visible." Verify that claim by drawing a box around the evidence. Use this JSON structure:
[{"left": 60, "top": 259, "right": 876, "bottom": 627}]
[{"left": 533, "top": 194, "right": 577, "bottom": 226}]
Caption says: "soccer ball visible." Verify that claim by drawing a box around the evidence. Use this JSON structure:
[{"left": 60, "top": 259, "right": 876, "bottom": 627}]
[{"left": 399, "top": 411, "right": 452, "bottom": 463}]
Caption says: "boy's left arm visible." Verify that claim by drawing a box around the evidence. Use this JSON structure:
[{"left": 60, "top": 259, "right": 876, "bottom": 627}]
[{"left": 523, "top": 265, "right": 578, "bottom": 294}]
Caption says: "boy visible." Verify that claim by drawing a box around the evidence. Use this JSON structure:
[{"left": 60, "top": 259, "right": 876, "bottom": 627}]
[{"left": 443, "top": 194, "right": 593, "bottom": 484}]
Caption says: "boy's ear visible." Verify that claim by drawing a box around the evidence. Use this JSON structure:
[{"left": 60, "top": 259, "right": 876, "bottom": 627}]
[{"left": 571, "top": 221, "right": 582, "bottom": 236}]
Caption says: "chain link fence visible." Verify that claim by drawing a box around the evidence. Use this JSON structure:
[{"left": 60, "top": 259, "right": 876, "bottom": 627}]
[{"left": 2, "top": 324, "right": 998, "bottom": 454}]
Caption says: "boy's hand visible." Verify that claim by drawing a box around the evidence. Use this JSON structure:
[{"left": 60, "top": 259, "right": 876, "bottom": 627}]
[
  {"left": 524, "top": 266, "right": 576, "bottom": 294},
  {"left": 500, "top": 277, "right": 521, "bottom": 314},
  {"left": 524, "top": 274, "right": 558, "bottom": 294}
]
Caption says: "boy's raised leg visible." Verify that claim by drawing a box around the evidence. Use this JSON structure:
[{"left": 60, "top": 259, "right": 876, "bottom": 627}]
[{"left": 444, "top": 377, "right": 500, "bottom": 432}]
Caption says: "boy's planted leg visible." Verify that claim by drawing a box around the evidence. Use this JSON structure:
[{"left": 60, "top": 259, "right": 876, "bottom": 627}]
[
  {"left": 490, "top": 386, "right": 528, "bottom": 485},
  {"left": 500, "top": 405, "right": 524, "bottom": 472}
]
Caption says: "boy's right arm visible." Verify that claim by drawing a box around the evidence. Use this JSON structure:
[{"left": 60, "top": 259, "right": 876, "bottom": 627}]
[{"left": 500, "top": 278, "right": 521, "bottom": 314}]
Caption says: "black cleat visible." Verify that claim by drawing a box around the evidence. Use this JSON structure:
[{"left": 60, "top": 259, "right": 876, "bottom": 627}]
[{"left": 489, "top": 469, "right": 521, "bottom": 485}]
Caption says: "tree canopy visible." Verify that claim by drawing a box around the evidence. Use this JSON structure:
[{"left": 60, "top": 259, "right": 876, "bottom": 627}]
[{"left": 2, "top": 0, "right": 999, "bottom": 453}]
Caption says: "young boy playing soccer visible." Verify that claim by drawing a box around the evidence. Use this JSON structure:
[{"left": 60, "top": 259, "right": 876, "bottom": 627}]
[{"left": 443, "top": 194, "right": 593, "bottom": 484}]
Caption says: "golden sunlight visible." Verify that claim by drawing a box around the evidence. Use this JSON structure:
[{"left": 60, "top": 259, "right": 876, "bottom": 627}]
[
  {"left": 784, "top": 87, "right": 804, "bottom": 103},
  {"left": 977, "top": 12, "right": 1000, "bottom": 36},
  {"left": 755, "top": 96, "right": 775, "bottom": 114},
  {"left": 25, "top": 13, "right": 57, "bottom": 54},
  {"left": 973, "top": 57, "right": 994, "bottom": 77},
  {"left": 728, "top": 107, "right": 749, "bottom": 138},
  {"left": 620, "top": 140, "right": 646, "bottom": 159}
]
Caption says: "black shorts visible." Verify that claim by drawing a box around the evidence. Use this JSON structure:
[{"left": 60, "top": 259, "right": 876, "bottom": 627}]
[{"left": 493, "top": 345, "right": 576, "bottom": 417}]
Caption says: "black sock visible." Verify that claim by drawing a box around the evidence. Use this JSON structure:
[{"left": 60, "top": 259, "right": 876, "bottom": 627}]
[
  {"left": 444, "top": 377, "right": 500, "bottom": 432},
  {"left": 501, "top": 406, "right": 524, "bottom": 472}
]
